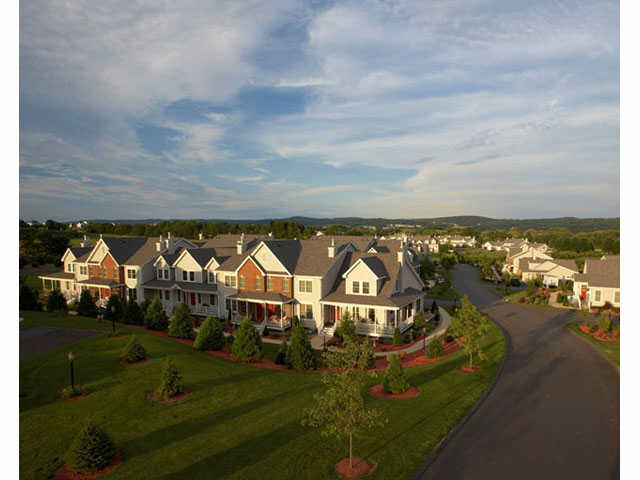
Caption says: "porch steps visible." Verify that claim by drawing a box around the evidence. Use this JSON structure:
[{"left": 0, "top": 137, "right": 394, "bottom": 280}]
[{"left": 320, "top": 325, "right": 336, "bottom": 337}]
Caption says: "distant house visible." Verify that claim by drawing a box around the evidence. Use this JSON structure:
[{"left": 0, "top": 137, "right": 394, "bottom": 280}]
[
  {"left": 520, "top": 259, "right": 579, "bottom": 287},
  {"left": 573, "top": 255, "right": 620, "bottom": 310}
]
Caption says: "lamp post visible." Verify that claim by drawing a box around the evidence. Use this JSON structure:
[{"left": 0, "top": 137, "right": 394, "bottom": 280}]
[
  {"left": 68, "top": 351, "right": 75, "bottom": 392},
  {"left": 423, "top": 326, "right": 426, "bottom": 350}
]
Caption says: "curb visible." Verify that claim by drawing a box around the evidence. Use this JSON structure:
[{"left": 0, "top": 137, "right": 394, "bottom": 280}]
[{"left": 411, "top": 306, "right": 511, "bottom": 480}]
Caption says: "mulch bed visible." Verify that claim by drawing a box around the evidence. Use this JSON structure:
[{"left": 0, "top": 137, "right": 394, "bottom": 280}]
[
  {"left": 146, "top": 389, "right": 191, "bottom": 404},
  {"left": 120, "top": 357, "right": 149, "bottom": 365},
  {"left": 368, "top": 384, "right": 419, "bottom": 399},
  {"left": 335, "top": 457, "right": 376, "bottom": 479},
  {"left": 460, "top": 365, "right": 481, "bottom": 373},
  {"left": 578, "top": 325, "right": 619, "bottom": 342},
  {"left": 56, "top": 393, "right": 90, "bottom": 402},
  {"left": 54, "top": 452, "right": 122, "bottom": 479}
]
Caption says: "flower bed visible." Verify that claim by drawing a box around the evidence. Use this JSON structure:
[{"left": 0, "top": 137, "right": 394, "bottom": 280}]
[
  {"left": 367, "top": 384, "right": 419, "bottom": 399},
  {"left": 335, "top": 457, "right": 376, "bottom": 479}
]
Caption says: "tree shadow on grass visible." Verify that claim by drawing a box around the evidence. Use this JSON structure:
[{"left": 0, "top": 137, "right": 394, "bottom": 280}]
[
  {"left": 123, "top": 385, "right": 316, "bottom": 460},
  {"left": 186, "top": 368, "right": 281, "bottom": 392},
  {"left": 154, "top": 420, "right": 307, "bottom": 480}
]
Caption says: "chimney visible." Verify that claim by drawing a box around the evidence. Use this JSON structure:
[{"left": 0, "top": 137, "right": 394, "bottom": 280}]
[
  {"left": 156, "top": 234, "right": 163, "bottom": 252},
  {"left": 237, "top": 233, "right": 247, "bottom": 255},
  {"left": 198, "top": 232, "right": 203, "bottom": 241},
  {"left": 166, "top": 232, "right": 175, "bottom": 253},
  {"left": 397, "top": 250, "right": 404, "bottom": 265},
  {"left": 328, "top": 238, "right": 336, "bottom": 258}
]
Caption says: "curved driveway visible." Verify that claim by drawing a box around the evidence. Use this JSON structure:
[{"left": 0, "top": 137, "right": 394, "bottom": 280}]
[{"left": 416, "top": 264, "right": 619, "bottom": 480}]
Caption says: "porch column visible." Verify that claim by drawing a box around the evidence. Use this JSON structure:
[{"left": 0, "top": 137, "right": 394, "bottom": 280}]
[{"left": 264, "top": 303, "right": 267, "bottom": 322}]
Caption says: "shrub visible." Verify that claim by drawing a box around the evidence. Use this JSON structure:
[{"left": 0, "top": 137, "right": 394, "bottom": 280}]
[
  {"left": 392, "top": 327, "right": 403, "bottom": 347},
  {"left": 193, "top": 316, "right": 225, "bottom": 351},
  {"left": 123, "top": 298, "right": 144, "bottom": 325},
  {"left": 335, "top": 313, "right": 356, "bottom": 341},
  {"left": 121, "top": 336, "right": 147, "bottom": 363},
  {"left": 46, "top": 289, "right": 67, "bottom": 313},
  {"left": 103, "top": 294, "right": 124, "bottom": 322},
  {"left": 144, "top": 298, "right": 169, "bottom": 331},
  {"left": 443, "top": 327, "right": 455, "bottom": 343},
  {"left": 225, "top": 334, "right": 235, "bottom": 348},
  {"left": 77, "top": 289, "right": 98, "bottom": 318},
  {"left": 275, "top": 340, "right": 289, "bottom": 365},
  {"left": 425, "top": 339, "right": 444, "bottom": 358},
  {"left": 231, "top": 318, "right": 263, "bottom": 362},
  {"left": 286, "top": 325, "right": 316, "bottom": 370},
  {"left": 589, "top": 324, "right": 598, "bottom": 333},
  {"left": 64, "top": 422, "right": 116, "bottom": 472},
  {"left": 157, "top": 358, "right": 184, "bottom": 400},
  {"left": 19, "top": 284, "right": 40, "bottom": 311},
  {"left": 382, "top": 354, "right": 410, "bottom": 394},
  {"left": 168, "top": 304, "right": 195, "bottom": 339},
  {"left": 597, "top": 314, "right": 612, "bottom": 334},
  {"left": 139, "top": 298, "right": 152, "bottom": 316}
]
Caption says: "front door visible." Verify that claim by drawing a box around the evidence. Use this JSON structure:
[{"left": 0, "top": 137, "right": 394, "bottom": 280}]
[
  {"left": 190, "top": 292, "right": 196, "bottom": 305},
  {"left": 256, "top": 303, "right": 263, "bottom": 322}
]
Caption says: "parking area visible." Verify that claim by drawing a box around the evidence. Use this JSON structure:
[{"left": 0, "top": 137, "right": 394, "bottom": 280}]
[{"left": 20, "top": 325, "right": 102, "bottom": 359}]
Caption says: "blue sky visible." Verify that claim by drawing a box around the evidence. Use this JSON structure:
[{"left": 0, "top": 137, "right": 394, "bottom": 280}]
[{"left": 19, "top": 0, "right": 620, "bottom": 221}]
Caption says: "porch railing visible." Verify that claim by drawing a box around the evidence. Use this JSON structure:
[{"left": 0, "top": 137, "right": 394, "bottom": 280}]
[
  {"left": 301, "top": 318, "right": 316, "bottom": 331},
  {"left": 265, "top": 317, "right": 292, "bottom": 331},
  {"left": 191, "top": 304, "right": 217, "bottom": 316}
]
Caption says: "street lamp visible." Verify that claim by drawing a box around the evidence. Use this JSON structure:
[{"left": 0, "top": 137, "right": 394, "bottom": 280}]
[{"left": 68, "top": 351, "right": 75, "bottom": 392}]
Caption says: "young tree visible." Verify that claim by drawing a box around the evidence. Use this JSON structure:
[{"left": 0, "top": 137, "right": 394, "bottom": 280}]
[
  {"left": 19, "top": 284, "right": 40, "bottom": 311},
  {"left": 392, "top": 327, "right": 403, "bottom": 346},
  {"left": 286, "top": 325, "right": 316, "bottom": 370},
  {"left": 430, "top": 299, "right": 438, "bottom": 314},
  {"left": 156, "top": 357, "right": 184, "bottom": 400},
  {"left": 121, "top": 336, "right": 147, "bottom": 363},
  {"left": 449, "top": 296, "right": 492, "bottom": 368},
  {"left": 425, "top": 339, "right": 444, "bottom": 358},
  {"left": 275, "top": 340, "right": 289, "bottom": 365},
  {"left": 77, "top": 289, "right": 98, "bottom": 318},
  {"left": 144, "top": 298, "right": 169, "bottom": 331},
  {"left": 123, "top": 297, "right": 144, "bottom": 325},
  {"left": 168, "top": 303, "right": 195, "bottom": 339},
  {"left": 303, "top": 339, "right": 386, "bottom": 470},
  {"left": 336, "top": 310, "right": 356, "bottom": 341},
  {"left": 502, "top": 272, "right": 511, "bottom": 292},
  {"left": 413, "top": 310, "right": 426, "bottom": 332},
  {"left": 382, "top": 354, "right": 410, "bottom": 394},
  {"left": 103, "top": 294, "right": 123, "bottom": 322},
  {"left": 231, "top": 318, "right": 263, "bottom": 362},
  {"left": 193, "top": 316, "right": 225, "bottom": 351},
  {"left": 64, "top": 422, "right": 116, "bottom": 473},
  {"left": 46, "top": 289, "right": 67, "bottom": 313}
]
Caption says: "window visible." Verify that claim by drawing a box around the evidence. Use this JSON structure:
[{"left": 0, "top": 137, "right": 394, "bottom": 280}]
[
  {"left": 182, "top": 271, "right": 188, "bottom": 281},
  {"left": 254, "top": 277, "right": 262, "bottom": 290},
  {"left": 208, "top": 271, "right": 215, "bottom": 283},
  {"left": 300, "top": 304, "right": 313, "bottom": 319},
  {"left": 368, "top": 308, "right": 375, "bottom": 321},
  {"left": 239, "top": 275, "right": 246, "bottom": 289},
  {"left": 65, "top": 281, "right": 70, "bottom": 289},
  {"left": 353, "top": 306, "right": 360, "bottom": 320},
  {"left": 352, "top": 281, "right": 360, "bottom": 294},
  {"left": 615, "top": 290, "right": 620, "bottom": 303},
  {"left": 299, "top": 280, "right": 312, "bottom": 293},
  {"left": 232, "top": 300, "right": 237, "bottom": 312},
  {"left": 128, "top": 288, "right": 137, "bottom": 300},
  {"left": 164, "top": 290, "right": 169, "bottom": 300},
  {"left": 267, "top": 277, "right": 274, "bottom": 291},
  {"left": 416, "top": 298, "right": 421, "bottom": 312},
  {"left": 79, "top": 266, "right": 87, "bottom": 275},
  {"left": 595, "top": 290, "right": 601, "bottom": 302},
  {"left": 225, "top": 275, "right": 236, "bottom": 288},
  {"left": 362, "top": 281, "right": 370, "bottom": 295},
  {"left": 113, "top": 268, "right": 118, "bottom": 278},
  {"left": 189, "top": 271, "right": 195, "bottom": 282},
  {"left": 210, "top": 294, "right": 217, "bottom": 305},
  {"left": 283, "top": 277, "right": 290, "bottom": 291},
  {"left": 197, "top": 293, "right": 201, "bottom": 303},
  {"left": 66, "top": 263, "right": 72, "bottom": 272},
  {"left": 127, "top": 269, "right": 136, "bottom": 279}
]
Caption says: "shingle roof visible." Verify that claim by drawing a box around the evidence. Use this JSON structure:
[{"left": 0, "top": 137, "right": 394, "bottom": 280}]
[
  {"left": 69, "top": 247, "right": 93, "bottom": 259},
  {"left": 38, "top": 271, "right": 75, "bottom": 280},
  {"left": 185, "top": 248, "right": 218, "bottom": 268},
  {"left": 574, "top": 255, "right": 619, "bottom": 288},
  {"left": 99, "top": 237, "right": 152, "bottom": 265}
]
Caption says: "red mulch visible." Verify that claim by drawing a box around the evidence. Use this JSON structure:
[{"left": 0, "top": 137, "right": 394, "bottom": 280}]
[
  {"left": 120, "top": 357, "right": 149, "bottom": 365},
  {"left": 460, "top": 365, "right": 481, "bottom": 373},
  {"left": 54, "top": 452, "right": 122, "bottom": 479},
  {"left": 146, "top": 389, "right": 191, "bottom": 404},
  {"left": 335, "top": 457, "right": 376, "bottom": 479},
  {"left": 367, "top": 384, "right": 419, "bottom": 399},
  {"left": 56, "top": 393, "right": 90, "bottom": 402},
  {"left": 578, "top": 325, "right": 619, "bottom": 342}
]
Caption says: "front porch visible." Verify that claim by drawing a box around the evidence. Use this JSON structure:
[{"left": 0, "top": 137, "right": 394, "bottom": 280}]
[
  {"left": 230, "top": 299, "right": 293, "bottom": 332},
  {"left": 143, "top": 283, "right": 218, "bottom": 317},
  {"left": 320, "top": 302, "right": 419, "bottom": 338}
]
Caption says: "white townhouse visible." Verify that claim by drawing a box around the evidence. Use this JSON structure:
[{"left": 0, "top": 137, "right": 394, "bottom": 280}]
[
  {"left": 520, "top": 258, "right": 579, "bottom": 287},
  {"left": 573, "top": 255, "right": 620, "bottom": 310}
]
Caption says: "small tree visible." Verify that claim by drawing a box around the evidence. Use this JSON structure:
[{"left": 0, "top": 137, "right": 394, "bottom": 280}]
[
  {"left": 64, "top": 422, "right": 116, "bottom": 473},
  {"left": 121, "top": 336, "right": 147, "bottom": 363},
  {"left": 156, "top": 357, "right": 184, "bottom": 400},
  {"left": 303, "top": 339, "right": 386, "bottom": 470},
  {"left": 392, "top": 327, "right": 403, "bottom": 346},
  {"left": 77, "top": 289, "right": 98, "bottom": 318},
  {"left": 231, "top": 318, "right": 263, "bottom": 362},
  {"left": 144, "top": 298, "right": 169, "bottom": 331},
  {"left": 46, "top": 289, "right": 67, "bottom": 313},
  {"left": 502, "top": 272, "right": 511, "bottom": 292},
  {"left": 413, "top": 310, "right": 427, "bottom": 332},
  {"left": 336, "top": 311, "right": 356, "bottom": 341},
  {"left": 123, "top": 297, "right": 144, "bottom": 325},
  {"left": 275, "top": 340, "right": 289, "bottom": 365},
  {"left": 382, "top": 354, "right": 410, "bottom": 394},
  {"left": 286, "top": 325, "right": 316, "bottom": 370},
  {"left": 430, "top": 300, "right": 438, "bottom": 314},
  {"left": 449, "top": 296, "right": 492, "bottom": 368},
  {"left": 103, "top": 294, "right": 123, "bottom": 322},
  {"left": 597, "top": 312, "right": 612, "bottom": 335},
  {"left": 193, "top": 316, "right": 225, "bottom": 351},
  {"left": 19, "top": 284, "right": 40, "bottom": 311},
  {"left": 168, "top": 303, "right": 195, "bottom": 339}
]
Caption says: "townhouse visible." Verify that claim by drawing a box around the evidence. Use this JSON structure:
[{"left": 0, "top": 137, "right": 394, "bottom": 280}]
[
  {"left": 507, "top": 245, "right": 554, "bottom": 275},
  {"left": 437, "top": 234, "right": 476, "bottom": 248},
  {"left": 573, "top": 255, "right": 620, "bottom": 310},
  {"left": 520, "top": 258, "right": 579, "bottom": 287}
]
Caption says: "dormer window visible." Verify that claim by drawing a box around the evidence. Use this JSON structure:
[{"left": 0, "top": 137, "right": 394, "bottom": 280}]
[
  {"left": 182, "top": 271, "right": 187, "bottom": 281},
  {"left": 189, "top": 271, "right": 195, "bottom": 282},
  {"left": 352, "top": 281, "right": 360, "bottom": 294},
  {"left": 208, "top": 271, "right": 215, "bottom": 283},
  {"left": 362, "top": 281, "right": 370, "bottom": 295}
]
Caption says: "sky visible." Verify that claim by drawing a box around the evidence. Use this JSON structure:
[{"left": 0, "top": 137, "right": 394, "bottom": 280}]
[{"left": 19, "top": 0, "right": 620, "bottom": 221}]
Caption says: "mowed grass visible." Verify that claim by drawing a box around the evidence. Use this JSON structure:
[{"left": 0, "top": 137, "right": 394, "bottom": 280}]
[
  {"left": 565, "top": 321, "right": 620, "bottom": 366},
  {"left": 20, "top": 311, "right": 505, "bottom": 480}
]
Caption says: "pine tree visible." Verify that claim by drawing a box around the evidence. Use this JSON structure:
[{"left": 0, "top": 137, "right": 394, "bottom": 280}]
[
  {"left": 157, "top": 357, "right": 184, "bottom": 400},
  {"left": 231, "top": 318, "right": 263, "bottom": 362},
  {"left": 275, "top": 340, "right": 289, "bottom": 365},
  {"left": 168, "top": 303, "right": 195, "bottom": 339},
  {"left": 193, "top": 316, "right": 225, "bottom": 351},
  {"left": 392, "top": 327, "right": 403, "bottom": 346},
  {"left": 77, "top": 289, "right": 98, "bottom": 318},
  {"left": 286, "top": 325, "right": 316, "bottom": 370},
  {"left": 121, "top": 336, "right": 147, "bottom": 363},
  {"left": 303, "top": 338, "right": 386, "bottom": 470},
  {"left": 144, "top": 298, "right": 169, "bottom": 331},
  {"left": 103, "top": 294, "right": 123, "bottom": 322},
  {"left": 382, "top": 354, "right": 410, "bottom": 394},
  {"left": 64, "top": 422, "right": 116, "bottom": 472},
  {"left": 336, "top": 311, "right": 356, "bottom": 341},
  {"left": 123, "top": 297, "right": 144, "bottom": 325},
  {"left": 430, "top": 299, "right": 438, "bottom": 314}
]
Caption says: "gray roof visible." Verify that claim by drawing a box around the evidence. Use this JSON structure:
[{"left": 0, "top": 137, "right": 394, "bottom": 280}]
[
  {"left": 574, "top": 255, "right": 619, "bottom": 288},
  {"left": 69, "top": 246, "right": 93, "bottom": 259},
  {"left": 185, "top": 248, "right": 218, "bottom": 268}
]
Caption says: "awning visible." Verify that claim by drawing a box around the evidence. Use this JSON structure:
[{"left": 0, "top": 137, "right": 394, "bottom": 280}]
[{"left": 228, "top": 291, "right": 294, "bottom": 304}]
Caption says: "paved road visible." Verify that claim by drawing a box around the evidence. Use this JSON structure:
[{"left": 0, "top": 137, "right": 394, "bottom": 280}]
[
  {"left": 20, "top": 325, "right": 101, "bottom": 359},
  {"left": 417, "top": 264, "right": 619, "bottom": 480}
]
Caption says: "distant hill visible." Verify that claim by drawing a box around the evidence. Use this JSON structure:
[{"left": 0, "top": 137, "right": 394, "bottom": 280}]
[{"left": 75, "top": 215, "right": 619, "bottom": 232}]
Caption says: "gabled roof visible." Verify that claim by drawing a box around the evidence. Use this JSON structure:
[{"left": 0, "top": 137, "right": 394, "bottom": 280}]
[
  {"left": 69, "top": 246, "right": 93, "bottom": 258},
  {"left": 184, "top": 248, "right": 218, "bottom": 268},
  {"left": 574, "top": 255, "right": 619, "bottom": 288}
]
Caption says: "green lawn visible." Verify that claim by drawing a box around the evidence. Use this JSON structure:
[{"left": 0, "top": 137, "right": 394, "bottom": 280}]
[
  {"left": 565, "top": 322, "right": 620, "bottom": 366},
  {"left": 20, "top": 311, "right": 505, "bottom": 480}
]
